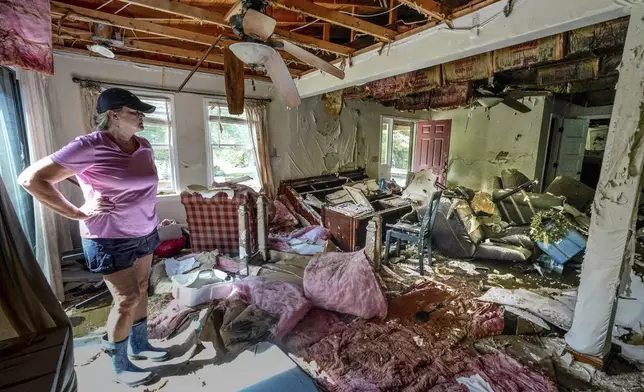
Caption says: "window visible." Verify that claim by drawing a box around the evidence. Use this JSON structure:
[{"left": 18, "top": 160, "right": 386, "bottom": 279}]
[
  {"left": 0, "top": 67, "right": 35, "bottom": 247},
  {"left": 136, "top": 95, "right": 178, "bottom": 194},
  {"left": 379, "top": 117, "right": 414, "bottom": 187},
  {"left": 205, "top": 101, "right": 260, "bottom": 189}
]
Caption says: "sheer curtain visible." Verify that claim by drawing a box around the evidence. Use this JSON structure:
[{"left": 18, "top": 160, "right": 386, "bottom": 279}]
[
  {"left": 245, "top": 101, "right": 275, "bottom": 199},
  {"left": 19, "top": 70, "right": 73, "bottom": 301},
  {"left": 79, "top": 80, "right": 102, "bottom": 132}
]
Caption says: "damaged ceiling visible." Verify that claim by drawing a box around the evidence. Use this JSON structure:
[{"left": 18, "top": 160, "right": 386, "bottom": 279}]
[
  {"left": 50, "top": 0, "right": 496, "bottom": 79},
  {"left": 340, "top": 17, "right": 629, "bottom": 111}
]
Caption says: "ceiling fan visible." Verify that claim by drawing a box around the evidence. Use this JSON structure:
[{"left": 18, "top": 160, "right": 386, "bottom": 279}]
[
  {"left": 223, "top": 0, "right": 346, "bottom": 113},
  {"left": 472, "top": 78, "right": 536, "bottom": 113}
]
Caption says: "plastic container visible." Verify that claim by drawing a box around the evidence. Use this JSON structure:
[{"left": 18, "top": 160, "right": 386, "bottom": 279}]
[
  {"left": 536, "top": 228, "right": 586, "bottom": 265},
  {"left": 172, "top": 281, "right": 234, "bottom": 307}
]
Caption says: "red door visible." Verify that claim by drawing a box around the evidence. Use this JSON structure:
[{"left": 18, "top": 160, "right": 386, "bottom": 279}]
[{"left": 414, "top": 120, "right": 451, "bottom": 185}]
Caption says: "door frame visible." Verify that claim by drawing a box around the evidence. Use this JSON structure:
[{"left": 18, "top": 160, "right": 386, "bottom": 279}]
[{"left": 378, "top": 115, "right": 418, "bottom": 181}]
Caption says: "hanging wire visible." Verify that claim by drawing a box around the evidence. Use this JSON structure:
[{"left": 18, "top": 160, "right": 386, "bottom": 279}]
[
  {"left": 339, "top": 3, "right": 404, "bottom": 18},
  {"left": 290, "top": 18, "right": 321, "bottom": 32},
  {"left": 96, "top": 0, "right": 114, "bottom": 10}
]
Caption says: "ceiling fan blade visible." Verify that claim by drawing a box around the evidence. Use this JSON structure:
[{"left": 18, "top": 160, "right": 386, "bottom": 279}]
[
  {"left": 243, "top": 9, "right": 276, "bottom": 41},
  {"left": 276, "top": 39, "right": 345, "bottom": 80},
  {"left": 225, "top": 1, "right": 242, "bottom": 21},
  {"left": 501, "top": 97, "right": 532, "bottom": 113},
  {"left": 264, "top": 51, "right": 301, "bottom": 108},
  {"left": 224, "top": 48, "right": 245, "bottom": 115}
]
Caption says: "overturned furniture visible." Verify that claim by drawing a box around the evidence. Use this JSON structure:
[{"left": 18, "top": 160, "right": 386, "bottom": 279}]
[
  {"left": 278, "top": 170, "right": 411, "bottom": 251},
  {"left": 278, "top": 169, "right": 370, "bottom": 225},
  {"left": 322, "top": 184, "right": 412, "bottom": 251}
]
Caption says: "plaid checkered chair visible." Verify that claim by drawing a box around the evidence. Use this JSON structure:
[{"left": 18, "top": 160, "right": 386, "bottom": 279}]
[{"left": 181, "top": 184, "right": 258, "bottom": 255}]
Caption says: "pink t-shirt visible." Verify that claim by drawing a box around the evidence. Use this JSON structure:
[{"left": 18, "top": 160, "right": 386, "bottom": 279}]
[{"left": 51, "top": 131, "right": 159, "bottom": 239}]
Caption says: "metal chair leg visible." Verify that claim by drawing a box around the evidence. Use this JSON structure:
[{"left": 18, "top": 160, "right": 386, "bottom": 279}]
[
  {"left": 395, "top": 237, "right": 401, "bottom": 257},
  {"left": 418, "top": 237, "right": 425, "bottom": 276},
  {"left": 384, "top": 230, "right": 392, "bottom": 265}
]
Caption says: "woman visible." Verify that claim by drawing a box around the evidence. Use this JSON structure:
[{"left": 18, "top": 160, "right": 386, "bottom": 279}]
[{"left": 19, "top": 88, "right": 169, "bottom": 387}]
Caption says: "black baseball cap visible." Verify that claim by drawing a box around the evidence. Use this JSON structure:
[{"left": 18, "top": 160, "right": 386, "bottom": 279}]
[{"left": 96, "top": 88, "right": 156, "bottom": 114}]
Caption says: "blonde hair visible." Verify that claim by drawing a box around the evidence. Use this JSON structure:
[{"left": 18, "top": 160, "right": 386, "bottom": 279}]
[{"left": 94, "top": 111, "right": 110, "bottom": 131}]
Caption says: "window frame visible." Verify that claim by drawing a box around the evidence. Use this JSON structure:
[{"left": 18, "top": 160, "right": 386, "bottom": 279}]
[
  {"left": 129, "top": 90, "right": 180, "bottom": 195},
  {"left": 203, "top": 98, "right": 259, "bottom": 188}
]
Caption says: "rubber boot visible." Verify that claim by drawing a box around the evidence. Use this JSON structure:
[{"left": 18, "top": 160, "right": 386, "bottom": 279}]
[
  {"left": 128, "top": 318, "right": 170, "bottom": 362},
  {"left": 102, "top": 335, "right": 154, "bottom": 387}
]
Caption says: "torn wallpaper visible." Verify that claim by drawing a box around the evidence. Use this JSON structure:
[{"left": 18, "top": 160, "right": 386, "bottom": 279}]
[{"left": 0, "top": 0, "right": 53, "bottom": 74}]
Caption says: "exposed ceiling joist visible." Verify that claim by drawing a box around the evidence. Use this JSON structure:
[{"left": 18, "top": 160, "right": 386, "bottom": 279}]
[
  {"left": 122, "top": 0, "right": 355, "bottom": 56},
  {"left": 53, "top": 44, "right": 271, "bottom": 81},
  {"left": 50, "top": 2, "right": 308, "bottom": 67},
  {"left": 51, "top": 1, "right": 226, "bottom": 46},
  {"left": 396, "top": 0, "right": 451, "bottom": 25},
  {"left": 271, "top": 0, "right": 398, "bottom": 41}
]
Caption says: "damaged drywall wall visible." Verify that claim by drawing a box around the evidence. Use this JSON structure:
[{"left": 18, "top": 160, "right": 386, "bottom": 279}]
[
  {"left": 274, "top": 96, "right": 432, "bottom": 185},
  {"left": 432, "top": 97, "right": 548, "bottom": 191},
  {"left": 566, "top": 9, "right": 644, "bottom": 357}
]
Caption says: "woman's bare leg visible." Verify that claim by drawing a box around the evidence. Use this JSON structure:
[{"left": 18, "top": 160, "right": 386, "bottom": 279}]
[
  {"left": 103, "top": 267, "right": 141, "bottom": 342},
  {"left": 131, "top": 253, "right": 153, "bottom": 322}
]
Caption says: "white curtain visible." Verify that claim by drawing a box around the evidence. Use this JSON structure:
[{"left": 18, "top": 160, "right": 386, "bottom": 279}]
[
  {"left": 245, "top": 101, "right": 275, "bottom": 199},
  {"left": 19, "top": 70, "right": 73, "bottom": 301},
  {"left": 79, "top": 80, "right": 102, "bottom": 132}
]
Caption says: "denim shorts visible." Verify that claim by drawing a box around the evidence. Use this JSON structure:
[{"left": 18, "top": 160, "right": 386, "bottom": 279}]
[{"left": 82, "top": 230, "right": 160, "bottom": 275}]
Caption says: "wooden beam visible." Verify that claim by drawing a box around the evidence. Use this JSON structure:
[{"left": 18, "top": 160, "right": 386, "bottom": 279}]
[
  {"left": 54, "top": 28, "right": 304, "bottom": 76},
  {"left": 122, "top": 0, "right": 354, "bottom": 56},
  {"left": 122, "top": 0, "right": 228, "bottom": 27},
  {"left": 388, "top": 0, "right": 398, "bottom": 25},
  {"left": 51, "top": 2, "right": 226, "bottom": 46},
  {"left": 323, "top": 23, "right": 331, "bottom": 41},
  {"left": 53, "top": 44, "right": 269, "bottom": 81},
  {"left": 272, "top": 0, "right": 397, "bottom": 41}
]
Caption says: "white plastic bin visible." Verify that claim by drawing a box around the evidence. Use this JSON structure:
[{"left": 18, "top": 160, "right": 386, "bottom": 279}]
[{"left": 172, "top": 281, "right": 234, "bottom": 307}]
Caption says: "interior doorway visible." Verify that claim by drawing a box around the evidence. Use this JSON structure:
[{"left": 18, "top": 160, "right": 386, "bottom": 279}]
[{"left": 379, "top": 117, "right": 415, "bottom": 187}]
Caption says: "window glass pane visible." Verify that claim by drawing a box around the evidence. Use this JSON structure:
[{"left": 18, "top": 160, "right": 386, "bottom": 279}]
[
  {"left": 380, "top": 122, "right": 389, "bottom": 165},
  {"left": 208, "top": 103, "right": 246, "bottom": 119},
  {"left": 153, "top": 146, "right": 173, "bottom": 191},
  {"left": 140, "top": 122, "right": 169, "bottom": 144},
  {"left": 141, "top": 97, "right": 170, "bottom": 122},
  {"left": 211, "top": 146, "right": 259, "bottom": 188},
  {"left": 391, "top": 124, "right": 412, "bottom": 187},
  {"left": 209, "top": 121, "right": 251, "bottom": 145},
  {"left": 0, "top": 67, "right": 35, "bottom": 248}
]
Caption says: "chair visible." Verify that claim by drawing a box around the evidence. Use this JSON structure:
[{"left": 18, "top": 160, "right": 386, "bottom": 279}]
[{"left": 383, "top": 190, "right": 443, "bottom": 275}]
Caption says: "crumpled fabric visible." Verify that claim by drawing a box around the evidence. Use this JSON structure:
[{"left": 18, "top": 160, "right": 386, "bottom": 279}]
[
  {"left": 269, "top": 225, "right": 330, "bottom": 255},
  {"left": 270, "top": 199, "right": 299, "bottom": 233},
  {"left": 0, "top": 0, "right": 53, "bottom": 74},
  {"left": 231, "top": 277, "right": 312, "bottom": 341},
  {"left": 304, "top": 250, "right": 387, "bottom": 319},
  {"left": 199, "top": 299, "right": 277, "bottom": 362},
  {"left": 148, "top": 299, "right": 203, "bottom": 339}
]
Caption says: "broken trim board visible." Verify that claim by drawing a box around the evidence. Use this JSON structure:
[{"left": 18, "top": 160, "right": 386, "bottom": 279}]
[{"left": 478, "top": 287, "right": 573, "bottom": 330}]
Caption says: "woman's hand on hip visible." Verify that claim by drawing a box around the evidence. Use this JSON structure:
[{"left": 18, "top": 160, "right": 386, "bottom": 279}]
[{"left": 77, "top": 194, "right": 115, "bottom": 220}]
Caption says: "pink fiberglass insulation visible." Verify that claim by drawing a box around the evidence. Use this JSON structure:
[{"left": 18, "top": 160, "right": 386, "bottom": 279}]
[
  {"left": 0, "top": 0, "right": 53, "bottom": 74},
  {"left": 231, "top": 276, "right": 312, "bottom": 341},
  {"left": 282, "top": 281, "right": 560, "bottom": 392},
  {"left": 304, "top": 250, "right": 388, "bottom": 319},
  {"left": 282, "top": 308, "right": 347, "bottom": 353}
]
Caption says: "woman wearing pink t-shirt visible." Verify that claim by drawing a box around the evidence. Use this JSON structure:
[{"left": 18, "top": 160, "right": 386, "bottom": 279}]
[{"left": 19, "top": 88, "right": 168, "bottom": 387}]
